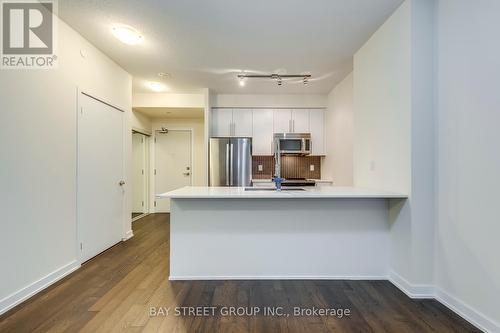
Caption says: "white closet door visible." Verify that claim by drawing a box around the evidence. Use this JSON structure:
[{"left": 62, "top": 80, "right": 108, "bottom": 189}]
[
  {"left": 232, "top": 109, "right": 253, "bottom": 137},
  {"left": 291, "top": 109, "right": 310, "bottom": 133},
  {"left": 78, "top": 93, "right": 124, "bottom": 263},
  {"left": 273, "top": 109, "right": 292, "bottom": 133}
]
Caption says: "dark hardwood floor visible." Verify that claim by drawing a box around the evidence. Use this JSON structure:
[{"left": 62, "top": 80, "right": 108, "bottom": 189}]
[{"left": 0, "top": 214, "right": 480, "bottom": 333}]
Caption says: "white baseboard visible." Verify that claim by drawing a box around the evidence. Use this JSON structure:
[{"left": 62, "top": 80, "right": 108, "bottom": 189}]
[
  {"left": 389, "top": 271, "right": 434, "bottom": 299},
  {"left": 122, "top": 230, "right": 134, "bottom": 241},
  {"left": 132, "top": 213, "right": 149, "bottom": 223},
  {"left": 169, "top": 275, "right": 388, "bottom": 281},
  {"left": 0, "top": 260, "right": 80, "bottom": 315},
  {"left": 435, "top": 288, "right": 499, "bottom": 333}
]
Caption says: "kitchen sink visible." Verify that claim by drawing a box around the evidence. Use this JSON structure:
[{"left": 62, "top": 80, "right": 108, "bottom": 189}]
[{"left": 244, "top": 187, "right": 306, "bottom": 191}]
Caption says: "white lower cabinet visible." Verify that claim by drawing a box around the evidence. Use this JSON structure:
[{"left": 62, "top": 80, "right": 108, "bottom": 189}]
[{"left": 252, "top": 109, "right": 274, "bottom": 155}]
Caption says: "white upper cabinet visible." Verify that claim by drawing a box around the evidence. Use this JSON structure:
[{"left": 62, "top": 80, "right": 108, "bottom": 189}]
[
  {"left": 273, "top": 109, "right": 310, "bottom": 133},
  {"left": 273, "top": 109, "right": 292, "bottom": 133},
  {"left": 252, "top": 109, "right": 274, "bottom": 155},
  {"left": 232, "top": 109, "right": 253, "bottom": 137},
  {"left": 212, "top": 108, "right": 325, "bottom": 156},
  {"left": 211, "top": 108, "right": 253, "bottom": 137},
  {"left": 309, "top": 109, "right": 326, "bottom": 156},
  {"left": 211, "top": 108, "right": 233, "bottom": 137},
  {"left": 291, "top": 110, "right": 310, "bottom": 133}
]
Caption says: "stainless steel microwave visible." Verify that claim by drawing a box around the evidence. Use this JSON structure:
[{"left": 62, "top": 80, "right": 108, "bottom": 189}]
[{"left": 274, "top": 133, "right": 311, "bottom": 155}]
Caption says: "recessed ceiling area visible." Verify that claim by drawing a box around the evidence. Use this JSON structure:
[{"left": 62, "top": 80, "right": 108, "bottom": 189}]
[
  {"left": 59, "top": 0, "right": 404, "bottom": 94},
  {"left": 134, "top": 107, "right": 204, "bottom": 119}
]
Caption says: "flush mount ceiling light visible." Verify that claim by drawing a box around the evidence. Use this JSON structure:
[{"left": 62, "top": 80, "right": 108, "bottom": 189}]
[
  {"left": 237, "top": 73, "right": 311, "bottom": 86},
  {"left": 148, "top": 81, "right": 167, "bottom": 92},
  {"left": 158, "top": 72, "right": 170, "bottom": 78},
  {"left": 111, "top": 24, "right": 143, "bottom": 45}
]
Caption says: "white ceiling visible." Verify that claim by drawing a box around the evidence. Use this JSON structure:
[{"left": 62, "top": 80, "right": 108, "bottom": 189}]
[
  {"left": 59, "top": 0, "right": 403, "bottom": 94},
  {"left": 134, "top": 107, "right": 204, "bottom": 119}
]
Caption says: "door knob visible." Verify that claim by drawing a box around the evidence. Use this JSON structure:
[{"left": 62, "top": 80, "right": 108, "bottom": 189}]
[{"left": 119, "top": 180, "right": 125, "bottom": 186}]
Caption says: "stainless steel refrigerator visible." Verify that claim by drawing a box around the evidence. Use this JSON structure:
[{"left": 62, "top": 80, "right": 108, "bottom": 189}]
[{"left": 209, "top": 137, "right": 252, "bottom": 187}]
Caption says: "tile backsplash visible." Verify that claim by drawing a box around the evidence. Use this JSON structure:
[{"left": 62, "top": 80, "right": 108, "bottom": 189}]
[{"left": 252, "top": 156, "right": 321, "bottom": 179}]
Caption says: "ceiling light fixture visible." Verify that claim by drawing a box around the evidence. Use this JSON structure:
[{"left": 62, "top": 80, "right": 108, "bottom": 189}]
[
  {"left": 239, "top": 77, "right": 246, "bottom": 87},
  {"left": 148, "top": 81, "right": 167, "bottom": 92},
  {"left": 111, "top": 24, "right": 143, "bottom": 45},
  {"left": 158, "top": 72, "right": 170, "bottom": 78},
  {"left": 237, "top": 73, "right": 311, "bottom": 86}
]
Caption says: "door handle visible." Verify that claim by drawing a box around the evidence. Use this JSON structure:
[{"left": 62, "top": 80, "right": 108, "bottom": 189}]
[
  {"left": 119, "top": 180, "right": 125, "bottom": 186},
  {"left": 183, "top": 172, "right": 190, "bottom": 176},
  {"left": 229, "top": 143, "right": 234, "bottom": 186},
  {"left": 225, "top": 143, "right": 230, "bottom": 186}
]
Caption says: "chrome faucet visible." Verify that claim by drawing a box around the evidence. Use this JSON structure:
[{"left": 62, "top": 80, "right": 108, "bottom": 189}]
[{"left": 273, "top": 138, "right": 284, "bottom": 191}]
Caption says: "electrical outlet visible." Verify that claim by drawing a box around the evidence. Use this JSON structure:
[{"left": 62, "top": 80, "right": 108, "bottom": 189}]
[
  {"left": 310, "top": 164, "right": 315, "bottom": 171},
  {"left": 258, "top": 164, "right": 263, "bottom": 172}
]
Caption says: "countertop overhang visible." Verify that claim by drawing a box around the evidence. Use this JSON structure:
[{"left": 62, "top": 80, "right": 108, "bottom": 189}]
[{"left": 158, "top": 186, "right": 408, "bottom": 199}]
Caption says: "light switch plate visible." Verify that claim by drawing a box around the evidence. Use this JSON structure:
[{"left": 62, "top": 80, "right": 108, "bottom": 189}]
[
  {"left": 310, "top": 164, "right": 315, "bottom": 171},
  {"left": 258, "top": 164, "right": 263, "bottom": 171}
]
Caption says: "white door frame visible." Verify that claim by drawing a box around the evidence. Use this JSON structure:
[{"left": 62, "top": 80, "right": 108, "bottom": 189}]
[
  {"left": 76, "top": 89, "right": 127, "bottom": 264},
  {"left": 151, "top": 128, "right": 194, "bottom": 213},
  {"left": 132, "top": 130, "right": 151, "bottom": 222}
]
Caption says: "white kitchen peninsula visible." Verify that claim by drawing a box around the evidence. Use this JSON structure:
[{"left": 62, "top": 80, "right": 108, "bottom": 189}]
[{"left": 159, "top": 186, "right": 407, "bottom": 280}]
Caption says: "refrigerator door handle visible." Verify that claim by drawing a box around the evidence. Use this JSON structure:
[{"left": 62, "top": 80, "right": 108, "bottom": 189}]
[
  {"left": 225, "top": 143, "right": 230, "bottom": 186},
  {"left": 229, "top": 143, "right": 234, "bottom": 186}
]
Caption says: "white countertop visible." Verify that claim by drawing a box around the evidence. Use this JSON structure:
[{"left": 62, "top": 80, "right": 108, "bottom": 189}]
[
  {"left": 252, "top": 179, "right": 333, "bottom": 183},
  {"left": 158, "top": 186, "right": 408, "bottom": 199}
]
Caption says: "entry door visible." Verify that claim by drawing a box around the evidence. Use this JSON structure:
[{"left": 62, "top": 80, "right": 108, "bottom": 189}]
[
  {"left": 78, "top": 93, "right": 124, "bottom": 263},
  {"left": 155, "top": 130, "right": 192, "bottom": 212},
  {"left": 132, "top": 133, "right": 146, "bottom": 214}
]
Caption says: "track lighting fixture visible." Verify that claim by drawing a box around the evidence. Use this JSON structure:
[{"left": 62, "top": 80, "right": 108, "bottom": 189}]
[{"left": 237, "top": 73, "right": 311, "bottom": 87}]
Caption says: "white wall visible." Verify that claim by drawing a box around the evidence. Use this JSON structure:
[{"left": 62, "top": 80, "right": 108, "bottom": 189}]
[
  {"left": 0, "top": 20, "right": 131, "bottom": 314},
  {"left": 353, "top": 1, "right": 411, "bottom": 194},
  {"left": 323, "top": 73, "right": 354, "bottom": 185},
  {"left": 435, "top": 0, "right": 500, "bottom": 330},
  {"left": 212, "top": 94, "right": 327, "bottom": 108},
  {"left": 133, "top": 93, "right": 205, "bottom": 108},
  {"left": 151, "top": 118, "right": 207, "bottom": 187},
  {"left": 353, "top": 0, "right": 435, "bottom": 291},
  {"left": 131, "top": 110, "right": 152, "bottom": 134}
]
